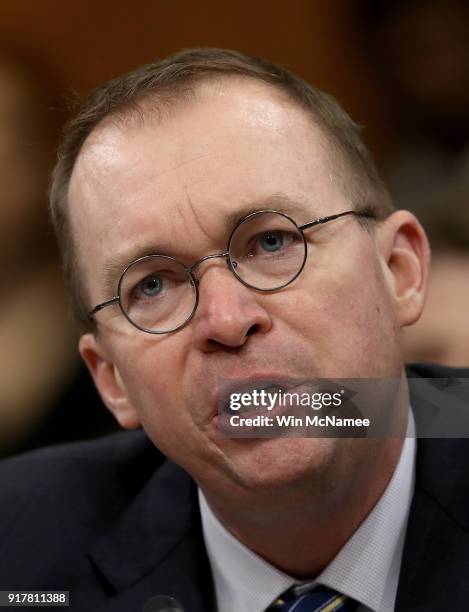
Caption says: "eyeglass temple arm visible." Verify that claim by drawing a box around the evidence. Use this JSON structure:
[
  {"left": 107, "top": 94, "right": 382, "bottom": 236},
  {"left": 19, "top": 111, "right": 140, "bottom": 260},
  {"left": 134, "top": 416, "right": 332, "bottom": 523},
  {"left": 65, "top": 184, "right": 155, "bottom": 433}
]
[
  {"left": 297, "top": 210, "right": 373, "bottom": 232},
  {"left": 88, "top": 297, "right": 120, "bottom": 319}
]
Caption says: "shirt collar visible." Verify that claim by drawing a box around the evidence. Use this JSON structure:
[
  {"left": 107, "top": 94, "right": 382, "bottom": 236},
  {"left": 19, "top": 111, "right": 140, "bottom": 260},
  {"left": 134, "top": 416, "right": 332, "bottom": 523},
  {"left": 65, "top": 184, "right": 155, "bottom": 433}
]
[{"left": 199, "top": 412, "right": 416, "bottom": 612}]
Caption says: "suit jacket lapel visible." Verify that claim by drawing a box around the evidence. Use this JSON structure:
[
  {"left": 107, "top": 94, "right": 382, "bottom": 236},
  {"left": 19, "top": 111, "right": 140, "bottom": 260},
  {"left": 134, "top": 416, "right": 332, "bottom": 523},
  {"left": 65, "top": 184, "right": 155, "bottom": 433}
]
[
  {"left": 395, "top": 474, "right": 469, "bottom": 610},
  {"left": 395, "top": 432, "right": 469, "bottom": 608},
  {"left": 88, "top": 459, "right": 214, "bottom": 611}
]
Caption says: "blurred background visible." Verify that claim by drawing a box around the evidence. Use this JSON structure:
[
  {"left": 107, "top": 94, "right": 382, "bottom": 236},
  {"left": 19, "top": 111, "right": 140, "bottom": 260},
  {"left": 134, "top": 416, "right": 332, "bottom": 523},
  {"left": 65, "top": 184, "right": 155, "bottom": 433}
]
[{"left": 1, "top": 0, "right": 468, "bottom": 458}]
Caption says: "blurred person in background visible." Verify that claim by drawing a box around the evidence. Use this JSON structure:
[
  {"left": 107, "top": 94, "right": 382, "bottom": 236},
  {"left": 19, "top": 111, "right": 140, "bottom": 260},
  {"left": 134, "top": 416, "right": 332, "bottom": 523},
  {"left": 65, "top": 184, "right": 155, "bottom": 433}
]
[
  {"left": 0, "top": 50, "right": 116, "bottom": 458},
  {"left": 357, "top": 0, "right": 469, "bottom": 217}
]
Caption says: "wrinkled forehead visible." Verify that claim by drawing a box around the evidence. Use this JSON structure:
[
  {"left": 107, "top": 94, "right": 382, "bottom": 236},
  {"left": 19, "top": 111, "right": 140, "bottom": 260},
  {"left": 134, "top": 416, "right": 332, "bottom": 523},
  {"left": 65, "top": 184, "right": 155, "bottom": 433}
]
[{"left": 68, "top": 77, "right": 346, "bottom": 300}]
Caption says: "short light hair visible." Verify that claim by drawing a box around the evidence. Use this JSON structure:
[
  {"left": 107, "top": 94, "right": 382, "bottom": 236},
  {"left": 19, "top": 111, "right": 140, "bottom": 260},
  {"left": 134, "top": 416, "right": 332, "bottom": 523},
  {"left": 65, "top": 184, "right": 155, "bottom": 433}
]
[{"left": 49, "top": 47, "right": 394, "bottom": 331}]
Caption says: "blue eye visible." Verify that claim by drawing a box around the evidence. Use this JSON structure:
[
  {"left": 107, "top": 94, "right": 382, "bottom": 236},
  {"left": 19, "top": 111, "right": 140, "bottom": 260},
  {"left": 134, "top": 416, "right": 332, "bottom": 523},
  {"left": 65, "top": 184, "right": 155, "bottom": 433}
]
[
  {"left": 138, "top": 275, "right": 163, "bottom": 297},
  {"left": 259, "top": 231, "right": 284, "bottom": 252}
]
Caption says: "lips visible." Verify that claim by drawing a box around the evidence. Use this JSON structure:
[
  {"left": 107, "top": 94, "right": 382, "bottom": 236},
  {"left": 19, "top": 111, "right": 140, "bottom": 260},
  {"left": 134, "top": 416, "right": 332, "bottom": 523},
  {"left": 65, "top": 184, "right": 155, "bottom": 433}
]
[
  {"left": 214, "top": 376, "right": 329, "bottom": 419},
  {"left": 211, "top": 375, "right": 353, "bottom": 436}
]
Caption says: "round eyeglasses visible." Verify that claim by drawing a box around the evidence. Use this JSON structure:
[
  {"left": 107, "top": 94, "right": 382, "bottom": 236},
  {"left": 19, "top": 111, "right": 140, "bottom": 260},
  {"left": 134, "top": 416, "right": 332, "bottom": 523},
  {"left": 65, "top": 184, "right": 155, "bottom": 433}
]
[{"left": 88, "top": 209, "right": 372, "bottom": 334}]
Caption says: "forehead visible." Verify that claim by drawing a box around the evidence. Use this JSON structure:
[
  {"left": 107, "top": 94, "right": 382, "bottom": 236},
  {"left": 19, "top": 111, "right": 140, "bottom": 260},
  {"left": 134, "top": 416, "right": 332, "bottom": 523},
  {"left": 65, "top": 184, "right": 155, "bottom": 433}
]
[{"left": 69, "top": 77, "right": 346, "bottom": 299}]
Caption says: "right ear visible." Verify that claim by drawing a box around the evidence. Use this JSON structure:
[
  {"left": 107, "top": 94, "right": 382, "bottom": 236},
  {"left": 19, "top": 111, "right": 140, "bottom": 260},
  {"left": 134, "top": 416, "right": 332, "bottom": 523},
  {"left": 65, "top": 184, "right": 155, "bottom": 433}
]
[{"left": 79, "top": 333, "right": 141, "bottom": 429}]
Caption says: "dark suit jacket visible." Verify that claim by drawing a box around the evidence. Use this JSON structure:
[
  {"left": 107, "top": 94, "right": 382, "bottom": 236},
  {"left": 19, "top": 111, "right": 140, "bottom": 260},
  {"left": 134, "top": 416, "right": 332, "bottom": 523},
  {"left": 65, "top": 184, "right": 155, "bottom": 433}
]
[{"left": 1, "top": 364, "right": 468, "bottom": 611}]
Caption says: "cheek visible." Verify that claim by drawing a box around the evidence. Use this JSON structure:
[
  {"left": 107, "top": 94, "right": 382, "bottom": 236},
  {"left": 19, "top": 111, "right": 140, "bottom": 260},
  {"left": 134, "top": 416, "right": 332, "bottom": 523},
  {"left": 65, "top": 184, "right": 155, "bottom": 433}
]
[
  {"left": 115, "top": 336, "right": 217, "bottom": 466},
  {"left": 116, "top": 335, "right": 189, "bottom": 430},
  {"left": 281, "top": 247, "right": 400, "bottom": 376}
]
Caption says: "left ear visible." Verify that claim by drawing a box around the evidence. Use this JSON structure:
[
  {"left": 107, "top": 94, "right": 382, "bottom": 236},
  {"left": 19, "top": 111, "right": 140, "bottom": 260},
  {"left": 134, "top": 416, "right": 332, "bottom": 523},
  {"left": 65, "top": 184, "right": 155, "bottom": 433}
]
[
  {"left": 78, "top": 332, "right": 142, "bottom": 430},
  {"left": 376, "top": 210, "right": 430, "bottom": 327}
]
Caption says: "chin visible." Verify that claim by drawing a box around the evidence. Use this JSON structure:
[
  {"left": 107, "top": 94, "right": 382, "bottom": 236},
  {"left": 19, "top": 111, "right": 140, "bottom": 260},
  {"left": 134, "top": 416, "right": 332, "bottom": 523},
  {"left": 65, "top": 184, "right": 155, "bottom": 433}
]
[{"left": 219, "top": 436, "right": 337, "bottom": 493}]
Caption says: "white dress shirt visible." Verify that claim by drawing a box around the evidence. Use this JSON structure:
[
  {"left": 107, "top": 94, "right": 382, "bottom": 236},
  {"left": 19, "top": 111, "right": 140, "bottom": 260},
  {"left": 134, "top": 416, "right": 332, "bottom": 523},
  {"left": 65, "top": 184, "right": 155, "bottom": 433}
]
[{"left": 199, "top": 413, "right": 416, "bottom": 612}]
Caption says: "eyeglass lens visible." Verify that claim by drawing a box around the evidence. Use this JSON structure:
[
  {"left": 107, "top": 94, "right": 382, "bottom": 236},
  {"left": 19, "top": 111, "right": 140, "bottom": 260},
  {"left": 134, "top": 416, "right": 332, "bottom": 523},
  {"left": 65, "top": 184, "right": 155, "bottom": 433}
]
[
  {"left": 228, "top": 211, "right": 306, "bottom": 290},
  {"left": 119, "top": 256, "right": 197, "bottom": 333}
]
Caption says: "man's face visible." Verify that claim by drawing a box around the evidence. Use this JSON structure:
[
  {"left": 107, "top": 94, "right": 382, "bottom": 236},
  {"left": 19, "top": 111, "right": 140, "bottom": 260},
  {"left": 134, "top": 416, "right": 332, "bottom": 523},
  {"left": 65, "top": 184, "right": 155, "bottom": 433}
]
[{"left": 69, "top": 78, "right": 405, "bottom": 500}]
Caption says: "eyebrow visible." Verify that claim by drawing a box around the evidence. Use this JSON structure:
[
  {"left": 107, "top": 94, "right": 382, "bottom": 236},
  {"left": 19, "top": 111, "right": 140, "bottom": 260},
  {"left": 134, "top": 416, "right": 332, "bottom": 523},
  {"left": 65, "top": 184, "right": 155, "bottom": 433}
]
[
  {"left": 223, "top": 194, "right": 311, "bottom": 229},
  {"left": 100, "top": 193, "right": 315, "bottom": 296}
]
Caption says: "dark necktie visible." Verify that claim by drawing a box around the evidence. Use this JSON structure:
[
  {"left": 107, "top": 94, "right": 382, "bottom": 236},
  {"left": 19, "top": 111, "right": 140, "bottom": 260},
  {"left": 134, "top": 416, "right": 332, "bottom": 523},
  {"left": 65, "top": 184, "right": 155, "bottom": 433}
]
[{"left": 267, "top": 584, "right": 359, "bottom": 612}]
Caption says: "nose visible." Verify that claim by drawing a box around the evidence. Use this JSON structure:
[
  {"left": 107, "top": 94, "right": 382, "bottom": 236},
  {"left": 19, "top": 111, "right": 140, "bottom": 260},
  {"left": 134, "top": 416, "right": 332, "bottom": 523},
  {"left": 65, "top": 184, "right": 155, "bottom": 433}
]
[{"left": 191, "top": 262, "right": 272, "bottom": 353}]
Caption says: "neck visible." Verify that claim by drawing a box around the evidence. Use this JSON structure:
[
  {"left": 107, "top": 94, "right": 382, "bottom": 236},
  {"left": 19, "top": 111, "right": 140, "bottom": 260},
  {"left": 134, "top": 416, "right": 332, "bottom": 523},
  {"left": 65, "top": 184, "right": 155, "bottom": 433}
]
[{"left": 203, "top": 437, "right": 403, "bottom": 579}]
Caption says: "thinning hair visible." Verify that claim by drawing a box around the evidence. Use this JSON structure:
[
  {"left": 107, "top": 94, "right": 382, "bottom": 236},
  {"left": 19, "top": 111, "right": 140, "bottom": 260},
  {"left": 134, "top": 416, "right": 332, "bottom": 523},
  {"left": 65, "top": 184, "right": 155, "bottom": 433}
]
[{"left": 49, "top": 47, "right": 394, "bottom": 331}]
